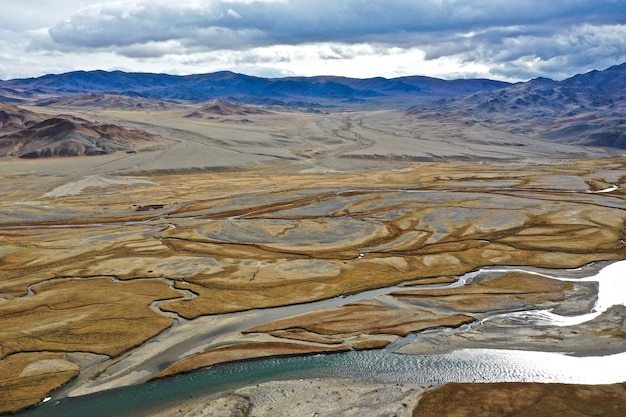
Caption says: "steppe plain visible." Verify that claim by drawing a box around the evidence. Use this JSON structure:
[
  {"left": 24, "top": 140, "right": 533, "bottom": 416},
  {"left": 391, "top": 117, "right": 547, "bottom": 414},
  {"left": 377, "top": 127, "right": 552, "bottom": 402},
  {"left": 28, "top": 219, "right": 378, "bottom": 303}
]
[{"left": 1, "top": 102, "right": 626, "bottom": 415}]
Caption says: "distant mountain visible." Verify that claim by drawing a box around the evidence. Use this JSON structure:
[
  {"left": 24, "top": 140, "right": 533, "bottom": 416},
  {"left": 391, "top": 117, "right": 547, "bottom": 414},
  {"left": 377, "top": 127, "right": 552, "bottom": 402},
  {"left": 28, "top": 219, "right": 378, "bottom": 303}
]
[
  {"left": 0, "top": 115, "right": 163, "bottom": 158},
  {"left": 0, "top": 86, "right": 38, "bottom": 104},
  {"left": 36, "top": 93, "right": 181, "bottom": 111},
  {"left": 3, "top": 64, "right": 625, "bottom": 152},
  {"left": 0, "top": 70, "right": 510, "bottom": 106},
  {"left": 408, "top": 63, "right": 626, "bottom": 148},
  {"left": 184, "top": 100, "right": 273, "bottom": 118},
  {"left": 0, "top": 102, "right": 44, "bottom": 132}
]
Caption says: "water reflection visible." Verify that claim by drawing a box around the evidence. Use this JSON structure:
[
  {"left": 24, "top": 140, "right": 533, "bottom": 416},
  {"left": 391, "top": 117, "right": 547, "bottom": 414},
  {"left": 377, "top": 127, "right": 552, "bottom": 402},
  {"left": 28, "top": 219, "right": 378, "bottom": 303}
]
[
  {"left": 13, "top": 349, "right": 626, "bottom": 417},
  {"left": 581, "top": 260, "right": 626, "bottom": 314},
  {"left": 9, "top": 261, "right": 626, "bottom": 417},
  {"left": 467, "top": 260, "right": 626, "bottom": 327}
]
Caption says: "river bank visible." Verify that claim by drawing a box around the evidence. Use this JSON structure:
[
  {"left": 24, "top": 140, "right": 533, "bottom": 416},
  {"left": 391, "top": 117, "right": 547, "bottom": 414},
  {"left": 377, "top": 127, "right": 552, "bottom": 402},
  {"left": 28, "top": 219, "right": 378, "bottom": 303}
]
[
  {"left": 143, "top": 379, "right": 429, "bottom": 417},
  {"left": 13, "top": 348, "right": 626, "bottom": 417},
  {"left": 142, "top": 379, "right": 626, "bottom": 417},
  {"left": 2, "top": 157, "right": 626, "bottom": 415},
  {"left": 25, "top": 259, "right": 623, "bottom": 417}
]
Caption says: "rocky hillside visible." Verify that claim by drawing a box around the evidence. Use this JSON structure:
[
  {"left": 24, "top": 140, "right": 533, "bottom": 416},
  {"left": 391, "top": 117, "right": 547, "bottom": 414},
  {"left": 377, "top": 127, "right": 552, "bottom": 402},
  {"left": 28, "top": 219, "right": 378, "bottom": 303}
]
[
  {"left": 0, "top": 102, "right": 43, "bottom": 132},
  {"left": 0, "top": 113, "right": 162, "bottom": 158},
  {"left": 184, "top": 100, "right": 272, "bottom": 118},
  {"left": 36, "top": 93, "right": 181, "bottom": 111},
  {"left": 408, "top": 63, "right": 626, "bottom": 148}
]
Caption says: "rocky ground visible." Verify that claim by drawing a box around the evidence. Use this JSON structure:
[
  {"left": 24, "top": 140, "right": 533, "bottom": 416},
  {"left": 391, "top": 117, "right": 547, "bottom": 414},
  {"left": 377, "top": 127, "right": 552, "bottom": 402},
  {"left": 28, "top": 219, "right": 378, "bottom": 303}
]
[
  {"left": 138, "top": 379, "right": 626, "bottom": 417},
  {"left": 143, "top": 379, "right": 429, "bottom": 417}
]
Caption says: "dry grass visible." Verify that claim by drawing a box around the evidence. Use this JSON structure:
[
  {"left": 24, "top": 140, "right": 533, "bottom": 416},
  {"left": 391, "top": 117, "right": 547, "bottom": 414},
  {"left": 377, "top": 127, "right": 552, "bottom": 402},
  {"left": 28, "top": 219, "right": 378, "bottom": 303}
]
[
  {"left": 412, "top": 382, "right": 626, "bottom": 417},
  {"left": 0, "top": 352, "right": 79, "bottom": 414}
]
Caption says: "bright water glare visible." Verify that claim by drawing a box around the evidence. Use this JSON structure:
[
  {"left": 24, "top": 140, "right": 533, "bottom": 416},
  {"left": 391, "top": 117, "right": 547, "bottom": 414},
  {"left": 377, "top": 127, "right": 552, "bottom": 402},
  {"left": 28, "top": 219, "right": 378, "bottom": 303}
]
[{"left": 10, "top": 261, "right": 626, "bottom": 417}]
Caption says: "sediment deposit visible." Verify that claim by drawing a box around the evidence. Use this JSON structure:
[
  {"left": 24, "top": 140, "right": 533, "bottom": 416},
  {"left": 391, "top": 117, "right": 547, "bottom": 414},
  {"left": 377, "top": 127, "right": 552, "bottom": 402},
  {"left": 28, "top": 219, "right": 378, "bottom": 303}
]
[{"left": 1, "top": 106, "right": 625, "bottom": 414}]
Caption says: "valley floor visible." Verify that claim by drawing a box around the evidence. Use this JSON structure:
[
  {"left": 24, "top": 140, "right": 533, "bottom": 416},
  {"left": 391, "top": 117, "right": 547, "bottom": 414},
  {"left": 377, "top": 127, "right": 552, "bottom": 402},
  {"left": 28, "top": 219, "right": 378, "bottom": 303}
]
[{"left": 1, "top": 107, "right": 625, "bottom": 415}]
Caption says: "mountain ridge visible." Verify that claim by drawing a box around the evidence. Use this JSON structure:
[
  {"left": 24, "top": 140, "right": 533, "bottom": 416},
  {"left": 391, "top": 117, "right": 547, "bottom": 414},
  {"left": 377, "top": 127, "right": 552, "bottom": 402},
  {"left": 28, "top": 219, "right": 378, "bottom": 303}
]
[
  {"left": 408, "top": 62, "right": 626, "bottom": 148},
  {"left": 1, "top": 62, "right": 625, "bottom": 157},
  {"left": 0, "top": 115, "right": 165, "bottom": 158},
  {"left": 0, "top": 70, "right": 510, "bottom": 106},
  {"left": 0, "top": 102, "right": 44, "bottom": 132}
]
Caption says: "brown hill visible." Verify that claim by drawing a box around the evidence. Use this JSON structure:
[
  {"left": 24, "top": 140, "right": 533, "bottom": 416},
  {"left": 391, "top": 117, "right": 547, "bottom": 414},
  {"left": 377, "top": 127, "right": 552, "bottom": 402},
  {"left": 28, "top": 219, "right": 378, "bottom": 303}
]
[
  {"left": 36, "top": 93, "right": 181, "bottom": 111},
  {"left": 0, "top": 86, "right": 37, "bottom": 104},
  {"left": 408, "top": 63, "right": 626, "bottom": 149},
  {"left": 0, "top": 116, "right": 162, "bottom": 158},
  {"left": 0, "top": 102, "right": 44, "bottom": 133},
  {"left": 184, "top": 100, "right": 272, "bottom": 118}
]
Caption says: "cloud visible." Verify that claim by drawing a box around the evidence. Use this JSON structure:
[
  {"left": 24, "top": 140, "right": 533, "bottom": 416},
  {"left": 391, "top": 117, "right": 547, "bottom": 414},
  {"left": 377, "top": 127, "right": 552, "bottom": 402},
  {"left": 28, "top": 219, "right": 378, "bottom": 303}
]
[
  {"left": 45, "top": 0, "right": 626, "bottom": 50},
  {"left": 0, "top": 0, "right": 102, "bottom": 31},
  {"left": 420, "top": 23, "right": 626, "bottom": 80},
  {"left": 117, "top": 40, "right": 187, "bottom": 59},
  {"left": 3, "top": 0, "right": 626, "bottom": 80}
]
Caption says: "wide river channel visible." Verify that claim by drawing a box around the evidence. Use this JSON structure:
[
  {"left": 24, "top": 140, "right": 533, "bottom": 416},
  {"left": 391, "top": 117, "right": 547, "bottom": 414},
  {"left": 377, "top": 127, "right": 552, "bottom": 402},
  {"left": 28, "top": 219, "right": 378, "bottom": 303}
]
[{"left": 10, "top": 260, "right": 626, "bottom": 417}]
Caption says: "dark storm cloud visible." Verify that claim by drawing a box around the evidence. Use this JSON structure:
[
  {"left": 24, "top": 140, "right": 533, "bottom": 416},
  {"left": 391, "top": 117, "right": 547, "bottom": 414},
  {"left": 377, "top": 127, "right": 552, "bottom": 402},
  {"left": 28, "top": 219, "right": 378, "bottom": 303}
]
[
  {"left": 46, "top": 0, "right": 626, "bottom": 49},
  {"left": 426, "top": 22, "right": 626, "bottom": 79},
  {"left": 45, "top": 0, "right": 626, "bottom": 48},
  {"left": 7, "top": 0, "right": 625, "bottom": 80}
]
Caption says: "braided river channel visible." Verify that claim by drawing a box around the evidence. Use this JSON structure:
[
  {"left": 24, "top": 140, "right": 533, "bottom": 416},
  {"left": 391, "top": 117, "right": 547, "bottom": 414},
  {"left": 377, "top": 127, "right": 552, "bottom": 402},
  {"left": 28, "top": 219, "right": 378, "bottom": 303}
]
[{"left": 10, "top": 260, "right": 626, "bottom": 417}]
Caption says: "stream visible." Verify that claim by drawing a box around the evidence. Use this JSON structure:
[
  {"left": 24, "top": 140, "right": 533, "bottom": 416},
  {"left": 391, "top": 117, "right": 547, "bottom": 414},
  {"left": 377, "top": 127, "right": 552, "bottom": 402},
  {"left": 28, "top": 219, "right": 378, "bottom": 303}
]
[{"left": 8, "top": 260, "right": 626, "bottom": 417}]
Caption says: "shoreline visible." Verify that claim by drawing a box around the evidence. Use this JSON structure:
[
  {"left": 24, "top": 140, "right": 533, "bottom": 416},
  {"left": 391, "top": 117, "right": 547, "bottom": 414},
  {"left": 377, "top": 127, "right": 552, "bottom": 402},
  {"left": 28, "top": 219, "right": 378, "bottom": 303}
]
[
  {"left": 59, "top": 260, "right": 616, "bottom": 398},
  {"left": 3, "top": 153, "right": 626, "bottom": 415},
  {"left": 138, "top": 379, "right": 626, "bottom": 417},
  {"left": 6, "top": 258, "right": 626, "bottom": 416},
  {"left": 15, "top": 348, "right": 626, "bottom": 417}
]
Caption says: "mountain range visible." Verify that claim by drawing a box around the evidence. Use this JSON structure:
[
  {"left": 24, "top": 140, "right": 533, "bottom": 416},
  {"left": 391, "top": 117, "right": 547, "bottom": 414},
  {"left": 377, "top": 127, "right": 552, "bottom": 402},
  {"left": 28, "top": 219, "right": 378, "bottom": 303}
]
[
  {"left": 0, "top": 70, "right": 509, "bottom": 107},
  {"left": 408, "top": 62, "right": 626, "bottom": 148},
  {"left": 0, "top": 62, "right": 625, "bottom": 158}
]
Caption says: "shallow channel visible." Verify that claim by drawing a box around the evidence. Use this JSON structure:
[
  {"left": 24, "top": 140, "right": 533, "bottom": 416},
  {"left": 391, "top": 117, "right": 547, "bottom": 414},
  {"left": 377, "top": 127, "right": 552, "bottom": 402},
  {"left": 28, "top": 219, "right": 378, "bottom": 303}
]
[{"left": 9, "top": 260, "right": 626, "bottom": 417}]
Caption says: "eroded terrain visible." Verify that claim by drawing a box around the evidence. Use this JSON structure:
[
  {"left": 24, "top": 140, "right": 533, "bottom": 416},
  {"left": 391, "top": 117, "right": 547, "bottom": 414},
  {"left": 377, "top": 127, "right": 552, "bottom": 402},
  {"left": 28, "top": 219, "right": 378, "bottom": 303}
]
[{"left": 1, "top": 107, "right": 626, "bottom": 414}]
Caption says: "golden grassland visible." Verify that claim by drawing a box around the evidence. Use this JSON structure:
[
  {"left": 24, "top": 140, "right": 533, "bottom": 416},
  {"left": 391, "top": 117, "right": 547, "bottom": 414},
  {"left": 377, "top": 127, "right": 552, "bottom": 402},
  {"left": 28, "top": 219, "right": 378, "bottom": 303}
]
[{"left": 412, "top": 382, "right": 626, "bottom": 417}]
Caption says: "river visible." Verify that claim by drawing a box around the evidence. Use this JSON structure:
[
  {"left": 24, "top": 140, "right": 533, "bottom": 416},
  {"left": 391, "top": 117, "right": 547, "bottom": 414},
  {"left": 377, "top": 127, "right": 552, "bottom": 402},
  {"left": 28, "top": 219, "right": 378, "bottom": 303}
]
[{"left": 8, "top": 260, "right": 626, "bottom": 417}]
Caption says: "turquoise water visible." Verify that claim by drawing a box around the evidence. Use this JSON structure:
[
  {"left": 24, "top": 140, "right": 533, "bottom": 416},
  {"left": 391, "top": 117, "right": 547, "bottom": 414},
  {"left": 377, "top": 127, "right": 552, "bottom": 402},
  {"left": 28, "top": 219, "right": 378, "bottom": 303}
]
[
  {"left": 12, "top": 349, "right": 626, "bottom": 417},
  {"left": 9, "top": 260, "right": 626, "bottom": 417}
]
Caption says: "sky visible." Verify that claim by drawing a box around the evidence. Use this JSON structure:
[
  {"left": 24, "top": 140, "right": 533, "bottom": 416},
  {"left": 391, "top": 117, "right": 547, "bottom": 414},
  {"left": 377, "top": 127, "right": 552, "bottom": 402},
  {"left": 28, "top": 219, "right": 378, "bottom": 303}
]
[{"left": 1, "top": 0, "right": 626, "bottom": 82}]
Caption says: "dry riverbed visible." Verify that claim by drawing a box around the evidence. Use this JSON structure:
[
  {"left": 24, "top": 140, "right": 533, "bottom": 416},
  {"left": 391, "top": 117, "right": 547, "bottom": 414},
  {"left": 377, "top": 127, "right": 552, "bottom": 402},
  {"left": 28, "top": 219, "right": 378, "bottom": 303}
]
[{"left": 1, "top": 109, "right": 626, "bottom": 414}]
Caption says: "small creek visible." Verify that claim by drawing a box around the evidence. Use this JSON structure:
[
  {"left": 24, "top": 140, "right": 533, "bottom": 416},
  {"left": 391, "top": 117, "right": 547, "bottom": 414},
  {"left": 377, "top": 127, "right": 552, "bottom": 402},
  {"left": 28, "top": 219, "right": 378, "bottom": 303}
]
[
  {"left": 8, "top": 260, "right": 626, "bottom": 417},
  {"left": 470, "top": 260, "right": 626, "bottom": 326}
]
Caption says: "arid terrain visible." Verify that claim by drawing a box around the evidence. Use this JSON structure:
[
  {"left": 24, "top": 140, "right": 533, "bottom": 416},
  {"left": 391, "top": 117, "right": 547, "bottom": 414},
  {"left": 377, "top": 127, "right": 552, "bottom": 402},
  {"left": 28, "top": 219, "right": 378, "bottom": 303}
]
[{"left": 1, "top": 66, "right": 626, "bottom": 416}]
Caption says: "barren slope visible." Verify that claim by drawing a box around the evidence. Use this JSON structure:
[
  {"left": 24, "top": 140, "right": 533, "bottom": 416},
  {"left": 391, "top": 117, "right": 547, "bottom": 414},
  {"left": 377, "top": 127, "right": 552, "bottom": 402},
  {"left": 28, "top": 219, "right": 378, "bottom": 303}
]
[{"left": 0, "top": 114, "right": 167, "bottom": 158}]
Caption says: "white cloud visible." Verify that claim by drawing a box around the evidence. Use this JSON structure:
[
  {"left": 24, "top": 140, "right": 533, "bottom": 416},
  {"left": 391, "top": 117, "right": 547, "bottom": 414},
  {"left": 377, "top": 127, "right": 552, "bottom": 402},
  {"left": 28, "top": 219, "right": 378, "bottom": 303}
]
[
  {"left": 43, "top": 0, "right": 626, "bottom": 50},
  {"left": 183, "top": 43, "right": 494, "bottom": 80},
  {"left": 1, "top": 0, "right": 626, "bottom": 80},
  {"left": 426, "top": 23, "right": 626, "bottom": 80}
]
